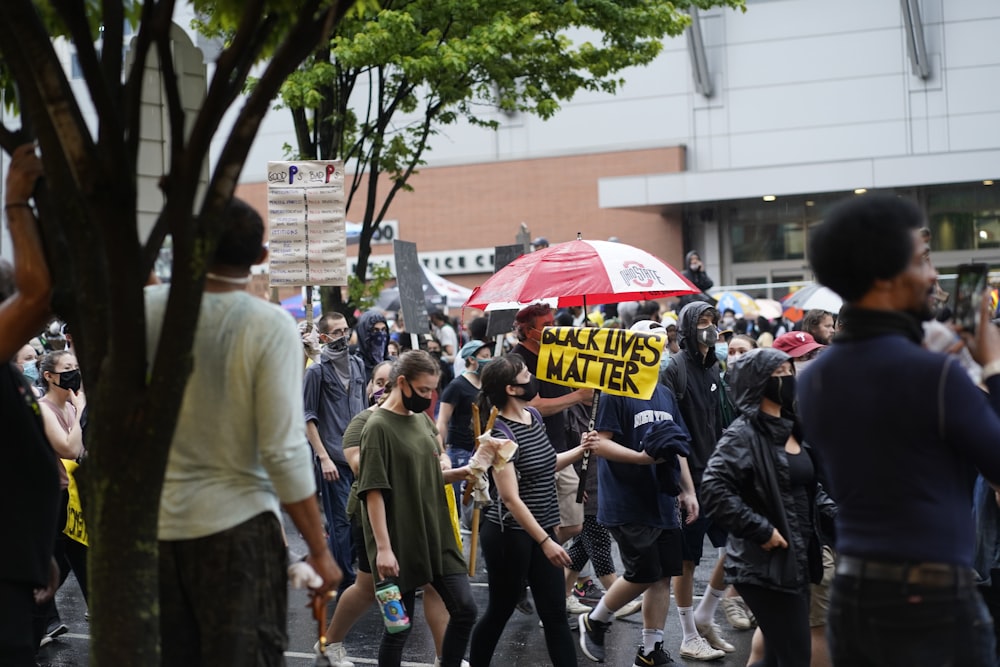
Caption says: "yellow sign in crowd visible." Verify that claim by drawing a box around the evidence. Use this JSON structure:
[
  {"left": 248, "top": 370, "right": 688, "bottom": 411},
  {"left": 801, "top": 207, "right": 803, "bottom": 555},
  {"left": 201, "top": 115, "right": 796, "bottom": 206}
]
[{"left": 537, "top": 327, "right": 664, "bottom": 400}]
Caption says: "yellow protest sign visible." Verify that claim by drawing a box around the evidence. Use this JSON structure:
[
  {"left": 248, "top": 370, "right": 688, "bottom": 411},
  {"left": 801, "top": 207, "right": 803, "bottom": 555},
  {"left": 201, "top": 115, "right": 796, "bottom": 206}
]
[
  {"left": 62, "top": 459, "right": 89, "bottom": 547},
  {"left": 537, "top": 327, "right": 664, "bottom": 400}
]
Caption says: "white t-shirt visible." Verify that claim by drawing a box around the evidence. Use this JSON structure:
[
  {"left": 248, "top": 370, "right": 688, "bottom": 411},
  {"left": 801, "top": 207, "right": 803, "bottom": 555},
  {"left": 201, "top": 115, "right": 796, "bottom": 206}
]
[
  {"left": 435, "top": 323, "right": 459, "bottom": 362},
  {"left": 145, "top": 286, "right": 315, "bottom": 540}
]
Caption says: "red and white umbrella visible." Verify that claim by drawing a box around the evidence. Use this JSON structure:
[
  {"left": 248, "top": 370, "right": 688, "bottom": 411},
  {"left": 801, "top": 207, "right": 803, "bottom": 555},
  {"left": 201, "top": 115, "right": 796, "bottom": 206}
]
[{"left": 464, "top": 239, "right": 697, "bottom": 310}]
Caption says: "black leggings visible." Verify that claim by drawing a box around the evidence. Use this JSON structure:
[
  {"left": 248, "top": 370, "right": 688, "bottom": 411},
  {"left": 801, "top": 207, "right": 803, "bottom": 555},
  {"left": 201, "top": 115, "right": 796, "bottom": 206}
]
[
  {"left": 469, "top": 521, "right": 576, "bottom": 667},
  {"left": 736, "top": 583, "right": 811, "bottom": 667},
  {"left": 380, "top": 572, "right": 476, "bottom": 667},
  {"left": 567, "top": 515, "right": 616, "bottom": 577}
]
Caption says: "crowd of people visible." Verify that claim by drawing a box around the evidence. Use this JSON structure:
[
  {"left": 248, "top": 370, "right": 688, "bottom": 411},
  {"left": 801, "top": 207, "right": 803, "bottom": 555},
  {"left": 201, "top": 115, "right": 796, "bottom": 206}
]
[{"left": 6, "top": 139, "right": 1000, "bottom": 667}]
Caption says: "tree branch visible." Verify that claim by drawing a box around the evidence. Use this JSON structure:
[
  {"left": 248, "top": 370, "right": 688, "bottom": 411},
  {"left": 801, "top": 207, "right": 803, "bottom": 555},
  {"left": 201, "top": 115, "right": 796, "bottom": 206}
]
[
  {"left": 124, "top": 0, "right": 167, "bottom": 161},
  {"left": 155, "top": 28, "right": 186, "bottom": 169}
]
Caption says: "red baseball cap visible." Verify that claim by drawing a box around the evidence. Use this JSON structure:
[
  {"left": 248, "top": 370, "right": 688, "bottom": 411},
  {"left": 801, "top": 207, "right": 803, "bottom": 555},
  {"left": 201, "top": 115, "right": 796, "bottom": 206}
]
[{"left": 773, "top": 331, "right": 825, "bottom": 358}]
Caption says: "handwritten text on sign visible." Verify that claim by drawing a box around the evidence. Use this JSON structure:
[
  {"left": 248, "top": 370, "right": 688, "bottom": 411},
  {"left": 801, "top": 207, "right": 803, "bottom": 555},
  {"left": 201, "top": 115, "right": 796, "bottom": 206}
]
[
  {"left": 537, "top": 327, "right": 664, "bottom": 400},
  {"left": 267, "top": 160, "right": 347, "bottom": 287}
]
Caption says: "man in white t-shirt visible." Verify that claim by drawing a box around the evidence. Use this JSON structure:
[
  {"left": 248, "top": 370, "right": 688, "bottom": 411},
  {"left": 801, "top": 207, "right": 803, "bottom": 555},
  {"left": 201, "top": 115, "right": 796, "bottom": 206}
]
[
  {"left": 146, "top": 198, "right": 340, "bottom": 665},
  {"left": 430, "top": 309, "right": 459, "bottom": 364}
]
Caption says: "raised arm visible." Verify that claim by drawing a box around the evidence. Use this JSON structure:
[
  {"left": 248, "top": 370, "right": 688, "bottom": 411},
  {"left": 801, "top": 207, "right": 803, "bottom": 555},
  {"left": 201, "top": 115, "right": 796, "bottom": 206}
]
[{"left": 0, "top": 144, "right": 49, "bottom": 362}]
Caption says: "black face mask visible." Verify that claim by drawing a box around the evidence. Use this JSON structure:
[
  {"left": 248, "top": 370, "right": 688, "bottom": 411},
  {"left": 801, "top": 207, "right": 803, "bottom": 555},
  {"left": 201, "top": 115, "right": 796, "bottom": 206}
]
[
  {"left": 763, "top": 374, "right": 796, "bottom": 414},
  {"left": 56, "top": 368, "right": 82, "bottom": 393},
  {"left": 512, "top": 377, "right": 539, "bottom": 402},
  {"left": 401, "top": 379, "right": 432, "bottom": 414},
  {"left": 325, "top": 335, "right": 348, "bottom": 353}
]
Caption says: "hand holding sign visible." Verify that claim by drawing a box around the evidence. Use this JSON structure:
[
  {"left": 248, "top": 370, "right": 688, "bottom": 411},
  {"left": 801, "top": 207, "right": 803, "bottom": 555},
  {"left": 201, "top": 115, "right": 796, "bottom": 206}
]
[{"left": 538, "top": 326, "right": 665, "bottom": 502}]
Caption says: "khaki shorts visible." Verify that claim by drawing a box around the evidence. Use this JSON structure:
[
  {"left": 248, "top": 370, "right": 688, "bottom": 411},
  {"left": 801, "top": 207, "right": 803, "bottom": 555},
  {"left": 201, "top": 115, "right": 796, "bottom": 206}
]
[
  {"left": 556, "top": 466, "right": 584, "bottom": 528},
  {"left": 809, "top": 545, "right": 836, "bottom": 627}
]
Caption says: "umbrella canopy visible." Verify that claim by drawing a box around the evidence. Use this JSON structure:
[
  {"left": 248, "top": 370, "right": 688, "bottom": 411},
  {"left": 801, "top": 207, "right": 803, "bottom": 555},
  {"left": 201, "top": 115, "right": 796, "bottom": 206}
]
[
  {"left": 376, "top": 265, "right": 473, "bottom": 312},
  {"left": 464, "top": 239, "right": 697, "bottom": 310},
  {"left": 710, "top": 290, "right": 758, "bottom": 317},
  {"left": 754, "top": 298, "right": 784, "bottom": 321},
  {"left": 782, "top": 284, "right": 843, "bottom": 314},
  {"left": 281, "top": 293, "right": 321, "bottom": 320}
]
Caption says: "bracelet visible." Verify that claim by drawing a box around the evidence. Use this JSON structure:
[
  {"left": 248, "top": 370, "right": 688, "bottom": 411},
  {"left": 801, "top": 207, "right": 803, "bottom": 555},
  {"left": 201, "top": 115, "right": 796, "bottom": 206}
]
[
  {"left": 539, "top": 535, "right": 552, "bottom": 546},
  {"left": 982, "top": 360, "right": 1000, "bottom": 381}
]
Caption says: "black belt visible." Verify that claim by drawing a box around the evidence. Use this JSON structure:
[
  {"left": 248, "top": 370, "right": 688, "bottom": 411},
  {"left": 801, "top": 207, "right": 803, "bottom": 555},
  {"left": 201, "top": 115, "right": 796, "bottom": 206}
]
[{"left": 836, "top": 555, "right": 976, "bottom": 588}]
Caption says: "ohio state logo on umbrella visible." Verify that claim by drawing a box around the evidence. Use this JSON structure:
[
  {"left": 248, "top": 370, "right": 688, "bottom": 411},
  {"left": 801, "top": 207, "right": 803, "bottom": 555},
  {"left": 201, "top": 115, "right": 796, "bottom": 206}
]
[{"left": 620, "top": 261, "right": 664, "bottom": 289}]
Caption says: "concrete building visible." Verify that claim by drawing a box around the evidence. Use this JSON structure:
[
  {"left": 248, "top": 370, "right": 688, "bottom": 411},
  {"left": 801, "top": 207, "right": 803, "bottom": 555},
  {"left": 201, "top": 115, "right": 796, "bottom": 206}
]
[{"left": 235, "top": 0, "right": 1000, "bottom": 296}]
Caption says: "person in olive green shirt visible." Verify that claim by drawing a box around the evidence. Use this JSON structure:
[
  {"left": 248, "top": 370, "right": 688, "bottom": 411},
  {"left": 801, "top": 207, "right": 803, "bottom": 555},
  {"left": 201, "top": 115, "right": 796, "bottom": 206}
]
[{"left": 358, "top": 350, "right": 477, "bottom": 667}]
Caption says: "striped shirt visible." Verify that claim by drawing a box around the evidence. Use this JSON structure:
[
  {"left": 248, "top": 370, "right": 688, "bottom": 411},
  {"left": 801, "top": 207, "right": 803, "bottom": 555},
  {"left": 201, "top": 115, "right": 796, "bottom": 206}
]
[{"left": 487, "top": 413, "right": 560, "bottom": 531}]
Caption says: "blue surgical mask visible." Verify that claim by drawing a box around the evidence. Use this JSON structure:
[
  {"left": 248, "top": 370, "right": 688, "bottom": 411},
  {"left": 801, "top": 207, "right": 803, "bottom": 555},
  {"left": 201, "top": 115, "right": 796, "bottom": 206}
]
[
  {"left": 660, "top": 353, "right": 671, "bottom": 372},
  {"left": 473, "top": 357, "right": 493, "bottom": 374},
  {"left": 21, "top": 360, "right": 39, "bottom": 382},
  {"left": 715, "top": 342, "right": 729, "bottom": 363}
]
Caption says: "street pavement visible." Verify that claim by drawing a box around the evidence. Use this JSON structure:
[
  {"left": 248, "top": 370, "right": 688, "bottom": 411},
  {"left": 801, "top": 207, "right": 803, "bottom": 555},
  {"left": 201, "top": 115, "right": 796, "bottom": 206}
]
[{"left": 37, "top": 512, "right": 755, "bottom": 666}]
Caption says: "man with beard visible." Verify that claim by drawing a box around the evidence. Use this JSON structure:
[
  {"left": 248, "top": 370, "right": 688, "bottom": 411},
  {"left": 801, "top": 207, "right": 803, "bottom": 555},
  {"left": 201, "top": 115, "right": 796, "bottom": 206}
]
[
  {"left": 799, "top": 194, "right": 1000, "bottom": 666},
  {"left": 305, "top": 312, "right": 367, "bottom": 593}
]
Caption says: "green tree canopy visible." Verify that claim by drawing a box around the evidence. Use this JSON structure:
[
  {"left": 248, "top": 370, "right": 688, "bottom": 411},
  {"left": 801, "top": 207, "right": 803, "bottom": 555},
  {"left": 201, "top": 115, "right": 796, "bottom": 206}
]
[{"left": 279, "top": 0, "right": 744, "bottom": 305}]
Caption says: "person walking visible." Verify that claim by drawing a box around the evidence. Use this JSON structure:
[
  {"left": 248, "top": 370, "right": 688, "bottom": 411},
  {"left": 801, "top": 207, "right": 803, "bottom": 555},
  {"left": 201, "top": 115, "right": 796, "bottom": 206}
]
[
  {"left": 701, "top": 348, "right": 836, "bottom": 667},
  {"left": 358, "top": 350, "right": 477, "bottom": 667},
  {"left": 468, "top": 354, "right": 592, "bottom": 666},
  {"left": 799, "top": 194, "right": 1000, "bottom": 666}
]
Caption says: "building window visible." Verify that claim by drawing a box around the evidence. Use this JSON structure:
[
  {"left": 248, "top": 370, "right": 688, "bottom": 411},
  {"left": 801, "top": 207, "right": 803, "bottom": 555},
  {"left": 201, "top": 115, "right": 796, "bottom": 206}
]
[{"left": 927, "top": 183, "right": 1000, "bottom": 251}]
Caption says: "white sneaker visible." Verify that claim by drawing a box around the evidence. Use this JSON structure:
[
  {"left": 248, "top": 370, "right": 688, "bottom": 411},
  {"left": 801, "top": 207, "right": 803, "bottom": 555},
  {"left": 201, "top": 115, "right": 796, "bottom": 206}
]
[
  {"left": 678, "top": 635, "right": 726, "bottom": 661},
  {"left": 695, "top": 621, "right": 735, "bottom": 653},
  {"left": 614, "top": 594, "right": 643, "bottom": 619},
  {"left": 433, "top": 659, "right": 470, "bottom": 667},
  {"left": 566, "top": 594, "right": 593, "bottom": 615},
  {"left": 314, "top": 641, "right": 354, "bottom": 667},
  {"left": 720, "top": 596, "right": 752, "bottom": 630}
]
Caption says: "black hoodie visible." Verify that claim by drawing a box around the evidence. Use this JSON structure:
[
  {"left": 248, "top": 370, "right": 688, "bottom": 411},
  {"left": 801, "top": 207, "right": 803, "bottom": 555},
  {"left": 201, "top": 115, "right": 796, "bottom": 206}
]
[{"left": 661, "top": 300, "right": 722, "bottom": 486}]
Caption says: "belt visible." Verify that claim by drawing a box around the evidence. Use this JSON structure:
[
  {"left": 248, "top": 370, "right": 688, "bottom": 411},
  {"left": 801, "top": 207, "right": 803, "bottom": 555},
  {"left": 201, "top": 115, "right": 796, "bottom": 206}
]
[{"left": 836, "top": 555, "right": 976, "bottom": 589}]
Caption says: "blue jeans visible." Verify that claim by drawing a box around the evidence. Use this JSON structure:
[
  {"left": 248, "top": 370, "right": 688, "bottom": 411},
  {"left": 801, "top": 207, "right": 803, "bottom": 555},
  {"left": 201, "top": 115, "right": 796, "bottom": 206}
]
[
  {"left": 447, "top": 447, "right": 473, "bottom": 528},
  {"left": 315, "top": 459, "right": 355, "bottom": 592},
  {"left": 827, "top": 572, "right": 997, "bottom": 666}
]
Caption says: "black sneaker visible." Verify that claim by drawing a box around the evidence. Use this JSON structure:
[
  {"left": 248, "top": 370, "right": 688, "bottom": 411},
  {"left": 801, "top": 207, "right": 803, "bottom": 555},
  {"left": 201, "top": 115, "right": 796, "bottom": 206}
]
[
  {"left": 633, "top": 642, "right": 674, "bottom": 666},
  {"left": 578, "top": 613, "right": 611, "bottom": 662}
]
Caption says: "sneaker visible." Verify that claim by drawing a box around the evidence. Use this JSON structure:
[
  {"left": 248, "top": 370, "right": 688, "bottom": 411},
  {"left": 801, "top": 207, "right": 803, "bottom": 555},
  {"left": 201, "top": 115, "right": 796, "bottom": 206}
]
[
  {"left": 720, "top": 596, "right": 752, "bottom": 630},
  {"left": 42, "top": 621, "right": 68, "bottom": 646},
  {"left": 678, "top": 636, "right": 725, "bottom": 661},
  {"left": 433, "top": 660, "right": 470, "bottom": 667},
  {"left": 614, "top": 594, "right": 643, "bottom": 620},
  {"left": 313, "top": 641, "right": 354, "bottom": 667},
  {"left": 578, "top": 613, "right": 611, "bottom": 662},
  {"left": 695, "top": 621, "right": 735, "bottom": 653},
  {"left": 573, "top": 578, "right": 603, "bottom": 602},
  {"left": 566, "top": 594, "right": 593, "bottom": 615},
  {"left": 633, "top": 641, "right": 675, "bottom": 666}
]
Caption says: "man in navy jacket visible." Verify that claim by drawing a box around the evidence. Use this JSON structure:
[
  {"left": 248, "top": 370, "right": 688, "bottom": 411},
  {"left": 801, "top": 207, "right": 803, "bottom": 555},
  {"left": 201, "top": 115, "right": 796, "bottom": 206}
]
[{"left": 799, "top": 194, "right": 1000, "bottom": 666}]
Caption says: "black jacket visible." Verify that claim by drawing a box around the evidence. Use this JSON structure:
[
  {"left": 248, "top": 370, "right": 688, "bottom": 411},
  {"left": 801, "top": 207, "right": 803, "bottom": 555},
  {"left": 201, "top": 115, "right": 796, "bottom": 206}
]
[{"left": 701, "top": 347, "right": 836, "bottom": 593}]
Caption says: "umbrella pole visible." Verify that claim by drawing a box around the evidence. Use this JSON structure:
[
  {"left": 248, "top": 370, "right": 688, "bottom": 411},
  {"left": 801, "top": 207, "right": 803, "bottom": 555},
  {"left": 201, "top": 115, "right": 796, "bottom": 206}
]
[{"left": 576, "top": 389, "right": 601, "bottom": 503}]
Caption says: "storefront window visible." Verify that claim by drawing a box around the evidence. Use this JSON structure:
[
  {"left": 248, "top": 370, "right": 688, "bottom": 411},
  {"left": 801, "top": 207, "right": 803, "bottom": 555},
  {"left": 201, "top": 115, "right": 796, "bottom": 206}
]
[{"left": 927, "top": 184, "right": 1000, "bottom": 251}]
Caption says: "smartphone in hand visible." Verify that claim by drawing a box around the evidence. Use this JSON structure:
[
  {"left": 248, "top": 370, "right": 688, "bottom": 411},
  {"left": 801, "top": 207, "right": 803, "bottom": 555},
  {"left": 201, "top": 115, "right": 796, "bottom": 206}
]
[{"left": 953, "top": 263, "right": 989, "bottom": 332}]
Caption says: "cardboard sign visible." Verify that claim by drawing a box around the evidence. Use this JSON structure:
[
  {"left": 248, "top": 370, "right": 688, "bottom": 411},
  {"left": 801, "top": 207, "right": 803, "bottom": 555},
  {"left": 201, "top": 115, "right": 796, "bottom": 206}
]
[
  {"left": 394, "top": 240, "right": 431, "bottom": 334},
  {"left": 538, "top": 327, "right": 663, "bottom": 400},
  {"left": 267, "top": 160, "right": 347, "bottom": 286}
]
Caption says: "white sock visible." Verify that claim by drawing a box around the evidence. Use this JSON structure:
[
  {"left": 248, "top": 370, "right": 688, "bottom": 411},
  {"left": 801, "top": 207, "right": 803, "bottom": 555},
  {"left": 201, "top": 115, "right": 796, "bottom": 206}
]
[
  {"left": 694, "top": 585, "right": 725, "bottom": 626},
  {"left": 677, "top": 606, "right": 699, "bottom": 642},
  {"left": 641, "top": 628, "right": 664, "bottom": 655},
  {"left": 590, "top": 598, "right": 615, "bottom": 623}
]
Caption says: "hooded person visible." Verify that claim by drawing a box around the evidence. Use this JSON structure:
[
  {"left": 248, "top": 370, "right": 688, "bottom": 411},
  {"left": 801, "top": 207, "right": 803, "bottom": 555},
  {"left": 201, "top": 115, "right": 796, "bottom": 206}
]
[
  {"left": 354, "top": 310, "right": 390, "bottom": 381},
  {"left": 678, "top": 251, "right": 715, "bottom": 310},
  {"left": 700, "top": 347, "right": 836, "bottom": 667}
]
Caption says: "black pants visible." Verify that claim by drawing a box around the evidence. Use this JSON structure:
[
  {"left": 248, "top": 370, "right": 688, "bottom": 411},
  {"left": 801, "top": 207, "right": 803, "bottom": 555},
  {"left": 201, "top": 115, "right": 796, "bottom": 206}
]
[
  {"left": 40, "top": 491, "right": 88, "bottom": 629},
  {"left": 469, "top": 521, "right": 576, "bottom": 667},
  {"left": 0, "top": 580, "right": 44, "bottom": 667},
  {"left": 380, "top": 572, "right": 476, "bottom": 667},
  {"left": 736, "top": 583, "right": 811, "bottom": 667}
]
